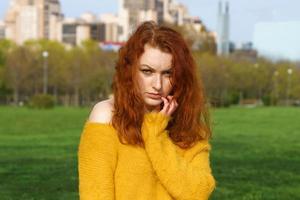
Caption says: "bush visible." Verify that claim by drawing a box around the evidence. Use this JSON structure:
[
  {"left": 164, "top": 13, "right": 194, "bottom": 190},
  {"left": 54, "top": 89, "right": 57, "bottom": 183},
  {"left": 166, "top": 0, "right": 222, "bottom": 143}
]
[
  {"left": 208, "top": 97, "right": 231, "bottom": 108},
  {"left": 28, "top": 94, "right": 55, "bottom": 109},
  {"left": 228, "top": 92, "right": 240, "bottom": 105},
  {"left": 262, "top": 95, "right": 271, "bottom": 106}
]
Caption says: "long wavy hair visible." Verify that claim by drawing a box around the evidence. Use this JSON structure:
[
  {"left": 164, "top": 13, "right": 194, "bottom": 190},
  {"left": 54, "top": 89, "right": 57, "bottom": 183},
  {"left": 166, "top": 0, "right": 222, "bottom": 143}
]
[{"left": 112, "top": 21, "right": 211, "bottom": 149}]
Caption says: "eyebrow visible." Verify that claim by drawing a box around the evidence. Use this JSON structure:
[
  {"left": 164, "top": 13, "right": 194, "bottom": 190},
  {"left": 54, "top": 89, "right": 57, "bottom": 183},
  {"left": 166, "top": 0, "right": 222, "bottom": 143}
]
[{"left": 140, "top": 64, "right": 173, "bottom": 72}]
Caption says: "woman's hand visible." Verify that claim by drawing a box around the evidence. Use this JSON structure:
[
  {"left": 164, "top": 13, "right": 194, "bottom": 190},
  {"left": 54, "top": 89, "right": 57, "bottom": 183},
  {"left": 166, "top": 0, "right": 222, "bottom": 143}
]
[{"left": 159, "top": 95, "right": 178, "bottom": 117}]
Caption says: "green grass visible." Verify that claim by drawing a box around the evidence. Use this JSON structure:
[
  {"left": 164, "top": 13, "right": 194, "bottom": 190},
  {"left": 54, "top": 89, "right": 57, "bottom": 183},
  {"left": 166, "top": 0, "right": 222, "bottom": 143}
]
[
  {"left": 0, "top": 106, "right": 90, "bottom": 200},
  {"left": 0, "top": 106, "right": 299, "bottom": 199},
  {"left": 210, "top": 107, "right": 300, "bottom": 200}
]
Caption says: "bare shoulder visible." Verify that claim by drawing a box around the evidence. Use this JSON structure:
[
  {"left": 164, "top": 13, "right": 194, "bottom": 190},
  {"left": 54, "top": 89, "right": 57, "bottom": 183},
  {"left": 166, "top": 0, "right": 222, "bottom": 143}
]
[{"left": 88, "top": 97, "right": 114, "bottom": 124}]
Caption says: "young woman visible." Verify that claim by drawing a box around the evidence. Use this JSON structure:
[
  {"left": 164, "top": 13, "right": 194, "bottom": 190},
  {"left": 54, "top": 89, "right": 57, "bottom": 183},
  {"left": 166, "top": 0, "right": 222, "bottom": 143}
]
[{"left": 78, "top": 21, "right": 216, "bottom": 200}]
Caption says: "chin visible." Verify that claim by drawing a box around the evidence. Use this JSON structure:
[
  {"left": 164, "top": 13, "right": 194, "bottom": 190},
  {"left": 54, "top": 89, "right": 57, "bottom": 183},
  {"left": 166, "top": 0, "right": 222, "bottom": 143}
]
[{"left": 144, "top": 98, "right": 162, "bottom": 107}]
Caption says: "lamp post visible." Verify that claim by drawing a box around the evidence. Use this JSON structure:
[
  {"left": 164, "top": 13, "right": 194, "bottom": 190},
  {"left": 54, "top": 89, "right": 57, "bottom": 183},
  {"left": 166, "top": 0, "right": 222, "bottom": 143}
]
[
  {"left": 253, "top": 63, "right": 260, "bottom": 99},
  {"left": 286, "top": 68, "right": 293, "bottom": 106},
  {"left": 273, "top": 70, "right": 279, "bottom": 105},
  {"left": 42, "top": 51, "right": 49, "bottom": 94}
]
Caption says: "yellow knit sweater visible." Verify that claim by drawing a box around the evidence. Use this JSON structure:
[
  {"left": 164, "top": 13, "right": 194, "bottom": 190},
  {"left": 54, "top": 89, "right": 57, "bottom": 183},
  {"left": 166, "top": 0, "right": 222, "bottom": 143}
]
[{"left": 78, "top": 112, "right": 216, "bottom": 200}]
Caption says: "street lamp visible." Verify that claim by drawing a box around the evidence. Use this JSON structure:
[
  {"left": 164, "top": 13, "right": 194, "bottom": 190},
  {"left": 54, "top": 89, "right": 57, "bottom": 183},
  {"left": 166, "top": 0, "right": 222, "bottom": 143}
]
[
  {"left": 286, "top": 68, "right": 293, "bottom": 106},
  {"left": 42, "top": 51, "right": 49, "bottom": 94},
  {"left": 253, "top": 63, "right": 261, "bottom": 99},
  {"left": 273, "top": 70, "right": 279, "bottom": 105}
]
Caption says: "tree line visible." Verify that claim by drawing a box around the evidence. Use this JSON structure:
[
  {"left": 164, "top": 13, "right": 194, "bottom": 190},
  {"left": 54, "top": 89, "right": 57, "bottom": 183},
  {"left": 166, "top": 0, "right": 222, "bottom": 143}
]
[
  {"left": 0, "top": 39, "right": 299, "bottom": 107},
  {"left": 0, "top": 39, "right": 116, "bottom": 107},
  {"left": 195, "top": 53, "right": 300, "bottom": 106}
]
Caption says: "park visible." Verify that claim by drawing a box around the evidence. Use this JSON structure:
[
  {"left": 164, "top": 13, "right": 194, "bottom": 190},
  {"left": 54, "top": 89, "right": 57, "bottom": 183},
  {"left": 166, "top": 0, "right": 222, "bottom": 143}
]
[{"left": 0, "top": 106, "right": 299, "bottom": 199}]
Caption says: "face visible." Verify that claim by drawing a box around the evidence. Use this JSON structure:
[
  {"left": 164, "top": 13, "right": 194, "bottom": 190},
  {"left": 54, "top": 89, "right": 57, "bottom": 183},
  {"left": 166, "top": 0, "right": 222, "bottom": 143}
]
[{"left": 137, "top": 44, "right": 174, "bottom": 111}]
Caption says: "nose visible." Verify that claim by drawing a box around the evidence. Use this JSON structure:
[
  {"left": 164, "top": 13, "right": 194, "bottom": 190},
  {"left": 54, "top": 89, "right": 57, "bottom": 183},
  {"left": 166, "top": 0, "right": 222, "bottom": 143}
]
[{"left": 152, "top": 74, "right": 162, "bottom": 91}]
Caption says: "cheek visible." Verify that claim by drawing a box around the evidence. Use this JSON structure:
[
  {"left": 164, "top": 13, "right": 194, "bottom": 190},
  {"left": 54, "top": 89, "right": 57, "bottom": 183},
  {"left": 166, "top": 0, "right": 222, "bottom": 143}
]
[
  {"left": 137, "top": 74, "right": 147, "bottom": 91},
  {"left": 163, "top": 78, "right": 173, "bottom": 93}
]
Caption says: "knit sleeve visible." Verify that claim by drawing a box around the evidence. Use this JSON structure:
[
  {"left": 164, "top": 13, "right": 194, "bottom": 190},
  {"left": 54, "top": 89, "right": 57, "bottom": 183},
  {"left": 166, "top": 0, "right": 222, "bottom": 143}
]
[
  {"left": 142, "top": 112, "right": 216, "bottom": 200},
  {"left": 78, "top": 122, "right": 118, "bottom": 200}
]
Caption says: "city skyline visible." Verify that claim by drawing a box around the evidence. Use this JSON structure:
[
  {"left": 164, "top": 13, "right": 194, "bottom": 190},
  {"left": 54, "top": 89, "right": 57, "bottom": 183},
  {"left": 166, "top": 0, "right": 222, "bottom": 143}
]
[
  {"left": 1, "top": 0, "right": 300, "bottom": 45},
  {"left": 1, "top": 0, "right": 206, "bottom": 48}
]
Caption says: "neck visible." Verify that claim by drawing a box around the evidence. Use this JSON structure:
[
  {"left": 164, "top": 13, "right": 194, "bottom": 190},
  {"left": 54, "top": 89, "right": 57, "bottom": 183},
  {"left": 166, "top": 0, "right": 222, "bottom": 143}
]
[{"left": 145, "top": 105, "right": 160, "bottom": 113}]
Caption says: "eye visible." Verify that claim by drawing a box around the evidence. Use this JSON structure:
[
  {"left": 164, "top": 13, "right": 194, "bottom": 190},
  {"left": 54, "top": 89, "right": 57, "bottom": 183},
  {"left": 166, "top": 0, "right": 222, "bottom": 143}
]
[
  {"left": 141, "top": 69, "right": 152, "bottom": 75},
  {"left": 163, "top": 71, "right": 173, "bottom": 77}
]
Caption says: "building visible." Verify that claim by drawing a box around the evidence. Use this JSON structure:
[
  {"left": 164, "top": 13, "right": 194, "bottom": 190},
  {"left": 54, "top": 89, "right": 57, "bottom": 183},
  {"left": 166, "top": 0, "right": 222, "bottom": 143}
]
[
  {"left": 118, "top": 0, "right": 201, "bottom": 41},
  {"left": 118, "top": 0, "right": 156, "bottom": 40},
  {"left": 4, "top": 0, "right": 63, "bottom": 44},
  {"left": 1, "top": 0, "right": 210, "bottom": 49},
  {"left": 62, "top": 17, "right": 101, "bottom": 47},
  {"left": 99, "top": 13, "right": 120, "bottom": 42},
  {"left": 230, "top": 42, "right": 258, "bottom": 62},
  {"left": 62, "top": 18, "right": 84, "bottom": 47},
  {"left": 61, "top": 13, "right": 120, "bottom": 47},
  {"left": 217, "top": 1, "right": 230, "bottom": 56}
]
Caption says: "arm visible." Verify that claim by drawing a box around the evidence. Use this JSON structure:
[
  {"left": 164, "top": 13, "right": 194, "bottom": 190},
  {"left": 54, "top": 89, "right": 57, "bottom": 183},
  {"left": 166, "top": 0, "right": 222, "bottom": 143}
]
[
  {"left": 78, "top": 123, "right": 117, "bottom": 200},
  {"left": 142, "top": 112, "right": 216, "bottom": 200}
]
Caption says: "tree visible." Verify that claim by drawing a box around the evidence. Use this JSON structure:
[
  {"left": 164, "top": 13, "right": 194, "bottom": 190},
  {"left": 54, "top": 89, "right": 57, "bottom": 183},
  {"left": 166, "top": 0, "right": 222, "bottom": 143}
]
[
  {"left": 0, "top": 40, "right": 16, "bottom": 104},
  {"left": 5, "top": 45, "right": 33, "bottom": 105}
]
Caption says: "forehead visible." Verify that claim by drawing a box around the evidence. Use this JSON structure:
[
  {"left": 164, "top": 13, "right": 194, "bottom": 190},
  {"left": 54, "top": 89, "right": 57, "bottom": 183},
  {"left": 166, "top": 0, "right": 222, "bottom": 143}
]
[{"left": 139, "top": 44, "right": 173, "bottom": 70}]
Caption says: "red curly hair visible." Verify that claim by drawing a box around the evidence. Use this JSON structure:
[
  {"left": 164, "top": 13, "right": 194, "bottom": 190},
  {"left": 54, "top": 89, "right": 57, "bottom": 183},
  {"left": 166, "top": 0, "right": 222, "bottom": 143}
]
[{"left": 112, "top": 21, "right": 211, "bottom": 149}]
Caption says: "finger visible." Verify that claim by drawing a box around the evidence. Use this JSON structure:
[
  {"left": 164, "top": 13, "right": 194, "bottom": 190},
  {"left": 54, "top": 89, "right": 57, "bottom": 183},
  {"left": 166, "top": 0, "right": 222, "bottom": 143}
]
[
  {"left": 167, "top": 100, "right": 176, "bottom": 115},
  {"left": 161, "top": 96, "right": 170, "bottom": 113},
  {"left": 167, "top": 95, "right": 173, "bottom": 102},
  {"left": 165, "top": 97, "right": 172, "bottom": 111},
  {"left": 169, "top": 98, "right": 177, "bottom": 107},
  {"left": 171, "top": 99, "right": 179, "bottom": 114},
  {"left": 161, "top": 96, "right": 168, "bottom": 104}
]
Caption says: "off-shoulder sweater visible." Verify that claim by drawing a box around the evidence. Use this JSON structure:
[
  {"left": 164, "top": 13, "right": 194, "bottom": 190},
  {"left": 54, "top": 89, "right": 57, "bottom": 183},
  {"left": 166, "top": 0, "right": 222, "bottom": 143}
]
[{"left": 78, "top": 112, "right": 216, "bottom": 200}]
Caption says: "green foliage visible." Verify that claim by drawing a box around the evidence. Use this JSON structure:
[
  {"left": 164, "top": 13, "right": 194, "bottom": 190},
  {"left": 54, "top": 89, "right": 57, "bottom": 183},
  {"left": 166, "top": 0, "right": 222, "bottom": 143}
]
[
  {"left": 0, "top": 40, "right": 16, "bottom": 87},
  {"left": 262, "top": 95, "right": 272, "bottom": 106},
  {"left": 0, "top": 39, "right": 117, "bottom": 106},
  {"left": 0, "top": 39, "right": 299, "bottom": 107},
  {"left": 0, "top": 84, "right": 11, "bottom": 104},
  {"left": 28, "top": 94, "right": 55, "bottom": 109},
  {"left": 195, "top": 53, "right": 300, "bottom": 107},
  {"left": 228, "top": 91, "right": 240, "bottom": 105}
]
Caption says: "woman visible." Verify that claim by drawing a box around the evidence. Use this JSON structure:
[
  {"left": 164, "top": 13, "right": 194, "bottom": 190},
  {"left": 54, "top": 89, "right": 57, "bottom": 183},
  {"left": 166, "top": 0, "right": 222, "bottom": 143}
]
[{"left": 78, "top": 21, "right": 216, "bottom": 200}]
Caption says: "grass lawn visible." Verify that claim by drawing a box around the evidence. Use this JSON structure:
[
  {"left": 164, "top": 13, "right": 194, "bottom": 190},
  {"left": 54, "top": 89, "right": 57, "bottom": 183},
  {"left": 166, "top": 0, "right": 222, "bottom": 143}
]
[
  {"left": 210, "top": 106, "right": 300, "bottom": 200},
  {"left": 0, "top": 106, "right": 299, "bottom": 200}
]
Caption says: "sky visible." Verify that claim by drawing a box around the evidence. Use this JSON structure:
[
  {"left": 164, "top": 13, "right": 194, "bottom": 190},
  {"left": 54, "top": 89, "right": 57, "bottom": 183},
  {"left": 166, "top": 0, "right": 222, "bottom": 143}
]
[
  {"left": 0, "top": 0, "right": 300, "bottom": 59},
  {"left": 253, "top": 21, "right": 300, "bottom": 61}
]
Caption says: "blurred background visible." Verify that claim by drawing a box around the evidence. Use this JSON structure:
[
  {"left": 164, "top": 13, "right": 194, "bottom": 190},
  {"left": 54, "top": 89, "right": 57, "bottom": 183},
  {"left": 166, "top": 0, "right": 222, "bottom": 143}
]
[{"left": 0, "top": 0, "right": 299, "bottom": 199}]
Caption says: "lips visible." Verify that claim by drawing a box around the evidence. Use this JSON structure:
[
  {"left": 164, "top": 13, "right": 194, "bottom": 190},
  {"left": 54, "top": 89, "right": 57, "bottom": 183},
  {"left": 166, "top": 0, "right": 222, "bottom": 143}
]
[{"left": 146, "top": 93, "right": 162, "bottom": 99}]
